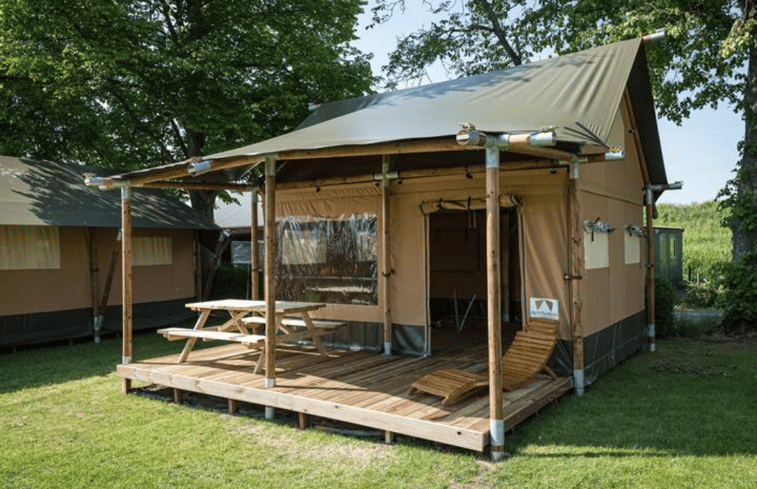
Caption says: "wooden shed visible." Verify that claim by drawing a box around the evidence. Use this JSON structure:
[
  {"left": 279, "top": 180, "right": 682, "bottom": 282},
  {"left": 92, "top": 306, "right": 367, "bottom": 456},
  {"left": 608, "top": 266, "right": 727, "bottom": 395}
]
[
  {"left": 0, "top": 156, "right": 217, "bottom": 348},
  {"left": 87, "top": 38, "right": 678, "bottom": 457}
]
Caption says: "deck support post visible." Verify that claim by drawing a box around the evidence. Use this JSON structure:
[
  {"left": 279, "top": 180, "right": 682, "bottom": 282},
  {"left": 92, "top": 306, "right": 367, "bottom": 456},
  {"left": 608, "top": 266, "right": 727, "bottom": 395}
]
[
  {"left": 264, "top": 157, "right": 277, "bottom": 388},
  {"left": 121, "top": 186, "right": 133, "bottom": 395},
  {"left": 485, "top": 145, "right": 505, "bottom": 461},
  {"left": 265, "top": 406, "right": 275, "bottom": 420},
  {"left": 385, "top": 430, "right": 394, "bottom": 444},
  {"left": 645, "top": 186, "right": 656, "bottom": 352},
  {"left": 228, "top": 398, "right": 237, "bottom": 414},
  {"left": 381, "top": 155, "right": 393, "bottom": 355},
  {"left": 568, "top": 158, "right": 585, "bottom": 396},
  {"left": 298, "top": 412, "right": 309, "bottom": 430},
  {"left": 173, "top": 388, "right": 182, "bottom": 404},
  {"left": 251, "top": 190, "right": 260, "bottom": 300}
]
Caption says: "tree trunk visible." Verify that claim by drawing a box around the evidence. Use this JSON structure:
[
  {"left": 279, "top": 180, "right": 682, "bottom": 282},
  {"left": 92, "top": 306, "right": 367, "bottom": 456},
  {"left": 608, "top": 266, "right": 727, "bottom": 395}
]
[{"left": 732, "top": 14, "right": 757, "bottom": 262}]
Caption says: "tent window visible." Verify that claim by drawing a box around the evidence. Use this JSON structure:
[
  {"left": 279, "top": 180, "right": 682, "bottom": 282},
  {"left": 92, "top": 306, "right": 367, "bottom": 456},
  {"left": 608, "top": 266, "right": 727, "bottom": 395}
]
[
  {"left": 0, "top": 225, "right": 60, "bottom": 270},
  {"left": 624, "top": 233, "right": 641, "bottom": 264},
  {"left": 584, "top": 229, "right": 610, "bottom": 269},
  {"left": 277, "top": 213, "right": 377, "bottom": 305},
  {"left": 133, "top": 236, "right": 172, "bottom": 266}
]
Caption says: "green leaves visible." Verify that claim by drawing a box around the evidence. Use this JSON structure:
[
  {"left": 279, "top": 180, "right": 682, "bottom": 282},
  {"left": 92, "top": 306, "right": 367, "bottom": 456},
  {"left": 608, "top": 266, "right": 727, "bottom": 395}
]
[{"left": 0, "top": 0, "right": 374, "bottom": 171}]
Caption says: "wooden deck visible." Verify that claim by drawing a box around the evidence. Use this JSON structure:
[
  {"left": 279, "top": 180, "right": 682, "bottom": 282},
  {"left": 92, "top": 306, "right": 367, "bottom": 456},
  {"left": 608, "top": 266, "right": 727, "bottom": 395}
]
[{"left": 118, "top": 343, "right": 572, "bottom": 453}]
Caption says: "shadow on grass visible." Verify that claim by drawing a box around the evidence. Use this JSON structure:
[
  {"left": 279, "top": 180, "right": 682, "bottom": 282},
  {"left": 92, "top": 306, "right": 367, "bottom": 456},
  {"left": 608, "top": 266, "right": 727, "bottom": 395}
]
[
  {"left": 506, "top": 338, "right": 757, "bottom": 458},
  {"left": 0, "top": 328, "right": 192, "bottom": 394}
]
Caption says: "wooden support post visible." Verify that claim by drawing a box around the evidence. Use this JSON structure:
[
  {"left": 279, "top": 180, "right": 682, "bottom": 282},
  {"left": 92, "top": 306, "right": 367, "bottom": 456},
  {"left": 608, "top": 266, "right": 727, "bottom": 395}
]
[
  {"left": 645, "top": 188, "right": 656, "bottom": 352},
  {"left": 298, "top": 412, "right": 309, "bottom": 430},
  {"left": 501, "top": 211, "right": 510, "bottom": 323},
  {"left": 485, "top": 146, "right": 505, "bottom": 462},
  {"left": 193, "top": 230, "right": 202, "bottom": 299},
  {"left": 86, "top": 228, "right": 101, "bottom": 343},
  {"left": 228, "top": 398, "right": 237, "bottom": 414},
  {"left": 264, "top": 157, "right": 277, "bottom": 390},
  {"left": 121, "top": 186, "right": 133, "bottom": 395},
  {"left": 100, "top": 231, "right": 121, "bottom": 315},
  {"left": 568, "top": 159, "right": 585, "bottom": 396},
  {"left": 173, "top": 388, "right": 182, "bottom": 404},
  {"left": 381, "top": 155, "right": 393, "bottom": 355},
  {"left": 384, "top": 430, "right": 394, "bottom": 444},
  {"left": 203, "top": 231, "right": 228, "bottom": 300},
  {"left": 251, "top": 191, "right": 260, "bottom": 300}
]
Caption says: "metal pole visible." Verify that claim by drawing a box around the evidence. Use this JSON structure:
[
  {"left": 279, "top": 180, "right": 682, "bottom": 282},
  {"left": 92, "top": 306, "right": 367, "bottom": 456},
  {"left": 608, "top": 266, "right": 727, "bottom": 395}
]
[{"left": 645, "top": 187, "right": 656, "bottom": 352}]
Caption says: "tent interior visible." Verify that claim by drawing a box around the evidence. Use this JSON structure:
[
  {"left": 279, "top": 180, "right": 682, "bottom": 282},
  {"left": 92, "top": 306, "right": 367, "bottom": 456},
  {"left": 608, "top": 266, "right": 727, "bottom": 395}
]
[{"left": 428, "top": 207, "right": 521, "bottom": 355}]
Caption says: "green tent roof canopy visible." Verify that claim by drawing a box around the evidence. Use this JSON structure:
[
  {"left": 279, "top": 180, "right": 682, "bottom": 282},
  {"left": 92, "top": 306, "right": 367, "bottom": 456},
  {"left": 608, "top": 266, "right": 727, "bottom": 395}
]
[
  {"left": 92, "top": 38, "right": 666, "bottom": 190},
  {"left": 0, "top": 156, "right": 217, "bottom": 229}
]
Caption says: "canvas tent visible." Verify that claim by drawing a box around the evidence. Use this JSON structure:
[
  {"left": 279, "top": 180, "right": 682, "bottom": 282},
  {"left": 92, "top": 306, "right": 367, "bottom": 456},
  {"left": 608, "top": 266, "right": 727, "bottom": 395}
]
[
  {"left": 0, "top": 156, "right": 218, "bottom": 347},
  {"left": 87, "top": 38, "right": 679, "bottom": 457},
  {"left": 214, "top": 192, "right": 264, "bottom": 269}
]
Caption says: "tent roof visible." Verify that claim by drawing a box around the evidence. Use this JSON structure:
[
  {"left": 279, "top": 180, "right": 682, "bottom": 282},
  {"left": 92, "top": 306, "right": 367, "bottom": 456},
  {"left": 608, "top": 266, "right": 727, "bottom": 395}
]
[
  {"left": 105, "top": 38, "right": 667, "bottom": 189},
  {"left": 0, "top": 156, "right": 217, "bottom": 229},
  {"left": 214, "top": 192, "right": 263, "bottom": 230}
]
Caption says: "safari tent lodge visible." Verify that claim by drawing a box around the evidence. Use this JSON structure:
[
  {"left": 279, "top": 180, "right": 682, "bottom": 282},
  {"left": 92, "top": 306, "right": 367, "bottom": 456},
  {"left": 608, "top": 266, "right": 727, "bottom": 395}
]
[{"left": 85, "top": 38, "right": 679, "bottom": 457}]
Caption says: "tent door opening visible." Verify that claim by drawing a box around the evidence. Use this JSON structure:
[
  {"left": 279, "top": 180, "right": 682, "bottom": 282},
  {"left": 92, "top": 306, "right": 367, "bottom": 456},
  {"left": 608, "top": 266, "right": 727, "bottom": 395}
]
[{"left": 428, "top": 207, "right": 521, "bottom": 355}]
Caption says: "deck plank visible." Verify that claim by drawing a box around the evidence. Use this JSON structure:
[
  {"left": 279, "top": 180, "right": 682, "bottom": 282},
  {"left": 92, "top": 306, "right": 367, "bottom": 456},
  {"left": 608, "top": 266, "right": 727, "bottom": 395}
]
[{"left": 119, "top": 342, "right": 571, "bottom": 453}]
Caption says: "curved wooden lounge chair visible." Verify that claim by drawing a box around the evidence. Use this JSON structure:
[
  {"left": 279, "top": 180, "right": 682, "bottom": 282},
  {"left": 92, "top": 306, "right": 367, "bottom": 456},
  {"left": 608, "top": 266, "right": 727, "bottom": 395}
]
[{"left": 408, "top": 318, "right": 560, "bottom": 406}]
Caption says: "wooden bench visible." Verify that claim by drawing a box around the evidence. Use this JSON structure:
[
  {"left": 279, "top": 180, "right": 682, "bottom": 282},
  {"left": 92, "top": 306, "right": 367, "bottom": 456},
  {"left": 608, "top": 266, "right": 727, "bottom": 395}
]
[
  {"left": 157, "top": 327, "right": 266, "bottom": 346},
  {"left": 241, "top": 316, "right": 345, "bottom": 330}
]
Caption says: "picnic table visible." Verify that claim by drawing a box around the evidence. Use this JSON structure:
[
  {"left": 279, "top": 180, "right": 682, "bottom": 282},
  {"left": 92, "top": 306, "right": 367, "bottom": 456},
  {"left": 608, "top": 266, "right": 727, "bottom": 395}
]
[{"left": 157, "top": 299, "right": 344, "bottom": 377}]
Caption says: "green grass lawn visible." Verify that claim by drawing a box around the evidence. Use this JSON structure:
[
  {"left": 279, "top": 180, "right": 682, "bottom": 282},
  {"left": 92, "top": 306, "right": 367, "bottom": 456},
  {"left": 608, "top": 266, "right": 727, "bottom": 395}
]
[{"left": 1, "top": 333, "right": 755, "bottom": 488}]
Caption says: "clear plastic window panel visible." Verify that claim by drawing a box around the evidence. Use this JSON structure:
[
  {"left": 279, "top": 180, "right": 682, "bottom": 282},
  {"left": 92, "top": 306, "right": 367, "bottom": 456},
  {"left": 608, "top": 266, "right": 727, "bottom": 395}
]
[{"left": 276, "top": 214, "right": 378, "bottom": 305}]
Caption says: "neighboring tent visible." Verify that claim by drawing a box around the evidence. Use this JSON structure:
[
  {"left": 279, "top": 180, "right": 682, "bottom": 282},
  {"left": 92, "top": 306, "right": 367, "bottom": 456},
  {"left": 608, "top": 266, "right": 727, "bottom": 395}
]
[
  {"left": 87, "top": 38, "right": 676, "bottom": 454},
  {"left": 0, "top": 156, "right": 218, "bottom": 347},
  {"left": 214, "top": 193, "right": 264, "bottom": 268}
]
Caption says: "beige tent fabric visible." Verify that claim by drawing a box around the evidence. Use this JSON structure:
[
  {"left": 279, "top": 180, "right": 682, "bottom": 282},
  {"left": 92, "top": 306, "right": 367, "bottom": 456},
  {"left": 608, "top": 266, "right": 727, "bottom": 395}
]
[{"left": 420, "top": 194, "right": 522, "bottom": 215}]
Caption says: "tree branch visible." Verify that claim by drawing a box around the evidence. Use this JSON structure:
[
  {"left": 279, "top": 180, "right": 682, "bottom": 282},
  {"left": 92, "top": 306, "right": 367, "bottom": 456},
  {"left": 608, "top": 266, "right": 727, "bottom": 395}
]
[
  {"left": 473, "top": 0, "right": 523, "bottom": 65},
  {"left": 170, "top": 119, "right": 190, "bottom": 158},
  {"left": 156, "top": 0, "right": 180, "bottom": 44}
]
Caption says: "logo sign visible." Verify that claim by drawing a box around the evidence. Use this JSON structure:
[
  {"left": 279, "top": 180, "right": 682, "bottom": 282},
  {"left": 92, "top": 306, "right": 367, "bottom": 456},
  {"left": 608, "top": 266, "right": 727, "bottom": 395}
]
[{"left": 529, "top": 297, "right": 559, "bottom": 320}]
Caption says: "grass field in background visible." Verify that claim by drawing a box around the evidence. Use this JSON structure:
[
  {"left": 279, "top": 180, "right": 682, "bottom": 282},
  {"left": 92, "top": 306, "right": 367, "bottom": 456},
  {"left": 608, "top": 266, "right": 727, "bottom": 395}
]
[{"left": 1, "top": 333, "right": 755, "bottom": 488}]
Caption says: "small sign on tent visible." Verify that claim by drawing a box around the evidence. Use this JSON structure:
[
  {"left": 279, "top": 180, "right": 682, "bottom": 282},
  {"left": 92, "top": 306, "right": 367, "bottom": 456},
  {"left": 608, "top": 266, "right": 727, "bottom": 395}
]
[{"left": 529, "top": 297, "right": 559, "bottom": 321}]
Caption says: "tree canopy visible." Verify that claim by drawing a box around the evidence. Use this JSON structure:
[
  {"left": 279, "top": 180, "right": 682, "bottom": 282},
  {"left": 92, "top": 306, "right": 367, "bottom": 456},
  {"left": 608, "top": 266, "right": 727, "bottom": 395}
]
[{"left": 0, "top": 0, "right": 374, "bottom": 215}]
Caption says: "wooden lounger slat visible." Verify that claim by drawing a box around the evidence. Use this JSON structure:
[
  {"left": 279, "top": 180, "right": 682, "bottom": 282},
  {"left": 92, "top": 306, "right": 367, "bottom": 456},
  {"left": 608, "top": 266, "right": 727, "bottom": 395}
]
[{"left": 408, "top": 318, "right": 560, "bottom": 406}]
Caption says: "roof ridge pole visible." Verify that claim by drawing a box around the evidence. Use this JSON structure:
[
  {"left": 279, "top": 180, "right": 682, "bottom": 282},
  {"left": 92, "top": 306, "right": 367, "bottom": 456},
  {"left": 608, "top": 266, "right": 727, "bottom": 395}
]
[
  {"left": 120, "top": 185, "right": 133, "bottom": 395},
  {"left": 485, "top": 141, "right": 505, "bottom": 462},
  {"left": 263, "top": 156, "right": 277, "bottom": 421},
  {"left": 381, "top": 155, "right": 393, "bottom": 356}
]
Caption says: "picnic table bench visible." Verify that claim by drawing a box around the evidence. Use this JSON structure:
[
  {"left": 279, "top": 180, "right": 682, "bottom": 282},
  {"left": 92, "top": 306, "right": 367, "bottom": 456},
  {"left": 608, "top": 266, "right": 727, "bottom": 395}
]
[{"left": 157, "top": 299, "right": 345, "bottom": 376}]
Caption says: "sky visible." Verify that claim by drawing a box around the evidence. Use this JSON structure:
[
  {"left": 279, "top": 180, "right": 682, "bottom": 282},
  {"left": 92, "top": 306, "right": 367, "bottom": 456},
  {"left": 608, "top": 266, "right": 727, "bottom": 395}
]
[{"left": 352, "top": 2, "right": 743, "bottom": 205}]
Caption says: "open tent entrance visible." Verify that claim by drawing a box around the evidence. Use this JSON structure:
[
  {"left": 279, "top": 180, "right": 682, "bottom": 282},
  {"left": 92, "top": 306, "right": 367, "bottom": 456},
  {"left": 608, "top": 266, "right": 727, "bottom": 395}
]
[{"left": 427, "top": 205, "right": 521, "bottom": 355}]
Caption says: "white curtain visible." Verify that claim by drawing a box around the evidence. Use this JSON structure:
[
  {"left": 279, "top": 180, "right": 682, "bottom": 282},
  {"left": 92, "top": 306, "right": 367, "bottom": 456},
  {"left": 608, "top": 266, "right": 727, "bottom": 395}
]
[
  {"left": 133, "top": 236, "right": 172, "bottom": 266},
  {"left": 0, "top": 225, "right": 60, "bottom": 270}
]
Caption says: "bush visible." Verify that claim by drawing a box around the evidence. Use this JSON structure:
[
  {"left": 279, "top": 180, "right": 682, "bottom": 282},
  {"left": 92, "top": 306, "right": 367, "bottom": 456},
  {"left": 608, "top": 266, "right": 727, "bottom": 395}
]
[
  {"left": 653, "top": 277, "right": 677, "bottom": 337},
  {"left": 716, "top": 249, "right": 757, "bottom": 333},
  {"left": 680, "top": 282, "right": 720, "bottom": 309},
  {"left": 209, "top": 264, "right": 250, "bottom": 299}
]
